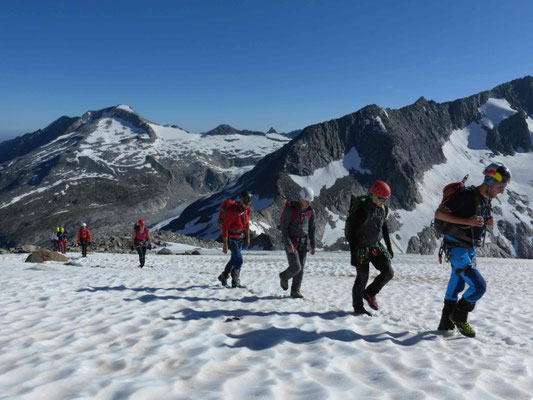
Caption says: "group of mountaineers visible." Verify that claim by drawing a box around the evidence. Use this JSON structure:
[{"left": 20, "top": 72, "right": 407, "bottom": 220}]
[
  {"left": 214, "top": 162, "right": 511, "bottom": 338},
  {"left": 49, "top": 161, "right": 512, "bottom": 338}
]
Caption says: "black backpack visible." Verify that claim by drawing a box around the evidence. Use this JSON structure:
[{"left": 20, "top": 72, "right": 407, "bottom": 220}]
[{"left": 345, "top": 195, "right": 388, "bottom": 241}]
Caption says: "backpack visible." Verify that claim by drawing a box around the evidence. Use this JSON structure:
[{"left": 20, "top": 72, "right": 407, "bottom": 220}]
[
  {"left": 217, "top": 199, "right": 237, "bottom": 231},
  {"left": 344, "top": 195, "right": 388, "bottom": 241},
  {"left": 433, "top": 175, "right": 469, "bottom": 235},
  {"left": 277, "top": 201, "right": 313, "bottom": 230}
]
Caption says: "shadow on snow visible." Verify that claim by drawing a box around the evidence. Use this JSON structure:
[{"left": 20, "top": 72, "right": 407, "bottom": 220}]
[{"left": 223, "top": 327, "right": 438, "bottom": 350}]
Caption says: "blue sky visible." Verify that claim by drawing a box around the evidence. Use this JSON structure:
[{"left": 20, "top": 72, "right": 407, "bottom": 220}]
[{"left": 1, "top": 0, "right": 532, "bottom": 140}]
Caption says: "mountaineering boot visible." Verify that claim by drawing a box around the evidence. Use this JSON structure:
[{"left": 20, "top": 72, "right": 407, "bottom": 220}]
[
  {"left": 218, "top": 262, "right": 232, "bottom": 287},
  {"left": 231, "top": 269, "right": 244, "bottom": 288},
  {"left": 437, "top": 299, "right": 457, "bottom": 331},
  {"left": 218, "top": 273, "right": 229, "bottom": 287},
  {"left": 279, "top": 273, "right": 289, "bottom": 291},
  {"left": 354, "top": 306, "right": 372, "bottom": 316},
  {"left": 363, "top": 292, "right": 379, "bottom": 310},
  {"left": 290, "top": 290, "right": 304, "bottom": 299},
  {"left": 450, "top": 298, "right": 476, "bottom": 338},
  {"left": 449, "top": 315, "right": 476, "bottom": 338}
]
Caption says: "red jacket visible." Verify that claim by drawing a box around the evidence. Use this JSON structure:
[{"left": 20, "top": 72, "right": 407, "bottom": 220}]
[
  {"left": 78, "top": 228, "right": 92, "bottom": 244},
  {"left": 222, "top": 204, "right": 250, "bottom": 238}
]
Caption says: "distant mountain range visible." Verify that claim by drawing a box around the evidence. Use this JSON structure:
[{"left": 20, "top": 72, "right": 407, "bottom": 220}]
[
  {"left": 0, "top": 106, "right": 296, "bottom": 247},
  {"left": 1, "top": 77, "right": 532, "bottom": 258},
  {"left": 163, "top": 76, "right": 533, "bottom": 258}
]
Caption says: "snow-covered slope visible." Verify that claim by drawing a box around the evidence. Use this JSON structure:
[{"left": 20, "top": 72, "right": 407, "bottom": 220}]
[{"left": 0, "top": 251, "right": 531, "bottom": 398}]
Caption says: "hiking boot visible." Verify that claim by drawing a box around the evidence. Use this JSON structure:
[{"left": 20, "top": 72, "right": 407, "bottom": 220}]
[
  {"left": 279, "top": 273, "right": 289, "bottom": 291},
  {"left": 437, "top": 300, "right": 457, "bottom": 331},
  {"left": 449, "top": 315, "right": 476, "bottom": 338},
  {"left": 230, "top": 269, "right": 242, "bottom": 288},
  {"left": 218, "top": 273, "right": 228, "bottom": 287},
  {"left": 363, "top": 292, "right": 379, "bottom": 310},
  {"left": 354, "top": 306, "right": 372, "bottom": 316},
  {"left": 290, "top": 290, "right": 304, "bottom": 299}
]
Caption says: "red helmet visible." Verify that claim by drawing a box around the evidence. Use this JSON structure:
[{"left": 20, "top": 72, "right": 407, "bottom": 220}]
[
  {"left": 138, "top": 219, "right": 146, "bottom": 226},
  {"left": 369, "top": 180, "right": 391, "bottom": 198}
]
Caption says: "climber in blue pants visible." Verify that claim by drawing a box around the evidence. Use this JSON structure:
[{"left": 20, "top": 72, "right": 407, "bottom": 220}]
[{"left": 435, "top": 163, "right": 511, "bottom": 337}]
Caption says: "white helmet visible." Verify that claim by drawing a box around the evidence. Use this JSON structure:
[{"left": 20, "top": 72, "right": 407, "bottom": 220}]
[
  {"left": 299, "top": 186, "right": 314, "bottom": 202},
  {"left": 81, "top": 223, "right": 87, "bottom": 227}
]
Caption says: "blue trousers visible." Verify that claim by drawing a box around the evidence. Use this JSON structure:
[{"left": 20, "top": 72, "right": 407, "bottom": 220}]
[
  {"left": 229, "top": 238, "right": 244, "bottom": 270},
  {"left": 444, "top": 237, "right": 486, "bottom": 303}
]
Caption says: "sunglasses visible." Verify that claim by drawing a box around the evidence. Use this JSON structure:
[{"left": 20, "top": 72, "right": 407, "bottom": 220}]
[{"left": 374, "top": 195, "right": 388, "bottom": 202}]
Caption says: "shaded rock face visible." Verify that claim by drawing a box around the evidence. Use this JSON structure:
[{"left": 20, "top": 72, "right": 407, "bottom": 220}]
[
  {"left": 0, "top": 106, "right": 290, "bottom": 248},
  {"left": 166, "top": 76, "right": 533, "bottom": 258},
  {"left": 25, "top": 250, "right": 69, "bottom": 263}
]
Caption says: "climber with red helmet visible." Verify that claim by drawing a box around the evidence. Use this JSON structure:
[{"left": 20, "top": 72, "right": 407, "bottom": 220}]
[
  {"left": 345, "top": 180, "right": 394, "bottom": 316},
  {"left": 131, "top": 219, "right": 152, "bottom": 268}
]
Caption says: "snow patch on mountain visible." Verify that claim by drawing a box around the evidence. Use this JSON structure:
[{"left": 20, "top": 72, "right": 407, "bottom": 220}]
[
  {"left": 375, "top": 116, "right": 387, "bottom": 134},
  {"left": 527, "top": 116, "right": 533, "bottom": 143},
  {"left": 249, "top": 220, "right": 272, "bottom": 235},
  {"left": 466, "top": 122, "right": 490, "bottom": 150},
  {"left": 289, "top": 147, "right": 370, "bottom": 196},
  {"left": 116, "top": 104, "right": 135, "bottom": 113},
  {"left": 479, "top": 98, "right": 517, "bottom": 129},
  {"left": 322, "top": 208, "right": 344, "bottom": 246},
  {"left": 149, "top": 123, "right": 290, "bottom": 159}
]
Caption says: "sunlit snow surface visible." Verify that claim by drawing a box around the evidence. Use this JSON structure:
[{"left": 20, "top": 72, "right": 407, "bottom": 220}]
[{"left": 0, "top": 251, "right": 532, "bottom": 399}]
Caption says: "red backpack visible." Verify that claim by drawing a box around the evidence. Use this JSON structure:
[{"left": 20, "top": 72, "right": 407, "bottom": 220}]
[
  {"left": 277, "top": 201, "right": 313, "bottom": 230},
  {"left": 217, "top": 199, "right": 237, "bottom": 231},
  {"left": 434, "top": 175, "right": 469, "bottom": 235}
]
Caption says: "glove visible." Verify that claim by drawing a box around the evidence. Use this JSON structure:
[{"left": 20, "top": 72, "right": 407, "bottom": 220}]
[
  {"left": 387, "top": 248, "right": 394, "bottom": 259},
  {"left": 148, "top": 244, "right": 152, "bottom": 250},
  {"left": 130, "top": 244, "right": 134, "bottom": 251}
]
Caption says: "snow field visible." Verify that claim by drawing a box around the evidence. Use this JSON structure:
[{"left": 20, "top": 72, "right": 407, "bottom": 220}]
[{"left": 0, "top": 252, "right": 532, "bottom": 399}]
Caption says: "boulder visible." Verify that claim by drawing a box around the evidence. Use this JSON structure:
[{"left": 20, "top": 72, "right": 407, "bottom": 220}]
[
  {"left": 25, "top": 250, "right": 69, "bottom": 263},
  {"left": 157, "top": 247, "right": 173, "bottom": 255}
]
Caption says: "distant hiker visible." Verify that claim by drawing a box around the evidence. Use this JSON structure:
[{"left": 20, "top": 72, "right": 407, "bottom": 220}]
[
  {"left": 58, "top": 227, "right": 68, "bottom": 254},
  {"left": 131, "top": 219, "right": 152, "bottom": 268},
  {"left": 279, "top": 186, "right": 316, "bottom": 299},
  {"left": 217, "top": 191, "right": 252, "bottom": 288},
  {"left": 77, "top": 223, "right": 92, "bottom": 258},
  {"left": 51, "top": 227, "right": 60, "bottom": 252},
  {"left": 346, "top": 180, "right": 394, "bottom": 316},
  {"left": 435, "top": 163, "right": 511, "bottom": 338}
]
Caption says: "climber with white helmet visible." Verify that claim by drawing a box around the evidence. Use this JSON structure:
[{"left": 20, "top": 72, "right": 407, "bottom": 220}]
[{"left": 278, "top": 186, "right": 317, "bottom": 299}]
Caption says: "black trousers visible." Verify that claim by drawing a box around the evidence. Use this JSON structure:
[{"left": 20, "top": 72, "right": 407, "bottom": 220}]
[
  {"left": 80, "top": 240, "right": 89, "bottom": 257},
  {"left": 136, "top": 245, "right": 147, "bottom": 267},
  {"left": 352, "top": 253, "right": 394, "bottom": 309}
]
